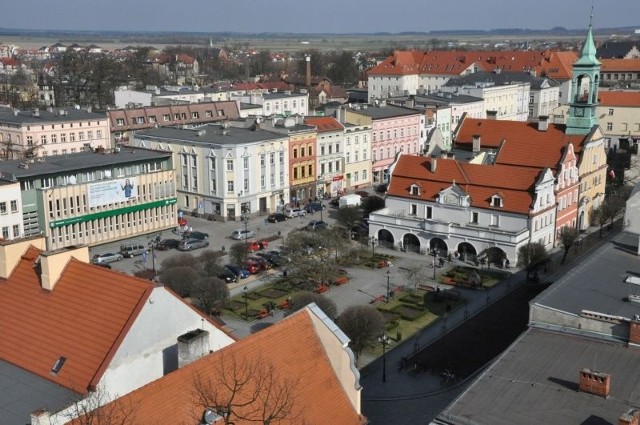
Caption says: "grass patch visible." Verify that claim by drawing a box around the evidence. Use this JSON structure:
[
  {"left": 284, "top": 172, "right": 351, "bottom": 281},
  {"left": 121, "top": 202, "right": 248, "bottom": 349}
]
[
  {"left": 392, "top": 304, "right": 427, "bottom": 321},
  {"left": 260, "top": 288, "right": 289, "bottom": 299},
  {"left": 441, "top": 266, "right": 510, "bottom": 289}
]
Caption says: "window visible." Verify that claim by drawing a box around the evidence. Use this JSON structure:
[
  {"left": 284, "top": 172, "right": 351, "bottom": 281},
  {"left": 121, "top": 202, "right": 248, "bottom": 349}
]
[
  {"left": 61, "top": 133, "right": 66, "bottom": 143},
  {"left": 491, "top": 196, "right": 503, "bottom": 207},
  {"left": 227, "top": 159, "right": 234, "bottom": 171},
  {"left": 293, "top": 148, "right": 298, "bottom": 159},
  {"left": 78, "top": 132, "right": 85, "bottom": 141},
  {"left": 243, "top": 157, "right": 249, "bottom": 170},
  {"left": 529, "top": 95, "right": 534, "bottom": 104},
  {"left": 490, "top": 214, "right": 499, "bottom": 227},
  {"left": 149, "top": 116, "right": 156, "bottom": 123},
  {"left": 227, "top": 181, "right": 234, "bottom": 192},
  {"left": 261, "top": 175, "right": 266, "bottom": 188},
  {"left": 12, "top": 224, "right": 19, "bottom": 238},
  {"left": 244, "top": 178, "right": 249, "bottom": 191},
  {"left": 279, "top": 151, "right": 284, "bottom": 164},
  {"left": 191, "top": 112, "right": 199, "bottom": 119},
  {"left": 321, "top": 146, "right": 325, "bottom": 156},
  {"left": 410, "top": 185, "right": 420, "bottom": 196},
  {"left": 41, "top": 135, "right": 47, "bottom": 144},
  {"left": 10, "top": 200, "right": 17, "bottom": 212},
  {"left": 87, "top": 131, "right": 93, "bottom": 140},
  {"left": 270, "top": 153, "right": 275, "bottom": 165},
  {"left": 308, "top": 164, "right": 313, "bottom": 176},
  {"left": 426, "top": 206, "right": 433, "bottom": 219},
  {"left": 346, "top": 152, "right": 350, "bottom": 163},
  {"left": 70, "top": 133, "right": 75, "bottom": 142},
  {"left": 260, "top": 154, "right": 265, "bottom": 166},
  {"left": 163, "top": 114, "right": 170, "bottom": 121},
  {"left": 1, "top": 227, "right": 7, "bottom": 239},
  {"left": 607, "top": 122, "right": 613, "bottom": 131},
  {"left": 0, "top": 202, "right": 6, "bottom": 214},
  {"left": 116, "top": 118, "right": 125, "bottom": 126},
  {"left": 301, "top": 147, "right": 306, "bottom": 157},
  {"left": 471, "top": 212, "right": 479, "bottom": 224},
  {"left": 27, "top": 135, "right": 33, "bottom": 146},
  {"left": 608, "top": 108, "right": 614, "bottom": 116},
  {"left": 354, "top": 171, "right": 359, "bottom": 181},
  {"left": 410, "top": 204, "right": 418, "bottom": 215}
]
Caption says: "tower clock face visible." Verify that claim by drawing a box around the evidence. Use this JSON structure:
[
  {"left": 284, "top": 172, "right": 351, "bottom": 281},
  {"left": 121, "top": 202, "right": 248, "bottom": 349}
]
[{"left": 574, "top": 108, "right": 585, "bottom": 117}]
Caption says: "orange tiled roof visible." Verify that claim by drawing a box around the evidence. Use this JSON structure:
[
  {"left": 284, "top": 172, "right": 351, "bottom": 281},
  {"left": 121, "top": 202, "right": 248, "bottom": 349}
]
[
  {"left": 599, "top": 58, "right": 640, "bottom": 72},
  {"left": 304, "top": 116, "right": 345, "bottom": 132},
  {"left": 455, "top": 118, "right": 585, "bottom": 170},
  {"left": 75, "top": 308, "right": 364, "bottom": 424},
  {"left": 598, "top": 91, "right": 640, "bottom": 107},
  {"left": 389, "top": 155, "right": 543, "bottom": 214},
  {"left": 368, "top": 50, "right": 578, "bottom": 80},
  {"left": 0, "top": 246, "right": 153, "bottom": 393}
]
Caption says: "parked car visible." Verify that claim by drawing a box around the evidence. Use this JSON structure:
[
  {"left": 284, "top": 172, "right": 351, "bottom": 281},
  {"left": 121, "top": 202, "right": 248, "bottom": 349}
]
[
  {"left": 218, "top": 267, "right": 238, "bottom": 283},
  {"left": 120, "top": 243, "right": 147, "bottom": 258},
  {"left": 91, "top": 252, "right": 123, "bottom": 264},
  {"left": 94, "top": 262, "right": 112, "bottom": 269},
  {"left": 156, "top": 239, "right": 180, "bottom": 250},
  {"left": 225, "top": 264, "right": 250, "bottom": 279},
  {"left": 304, "top": 202, "right": 325, "bottom": 213},
  {"left": 249, "top": 256, "right": 272, "bottom": 270},
  {"left": 177, "top": 239, "right": 210, "bottom": 251},
  {"left": 231, "top": 229, "right": 256, "bottom": 240},
  {"left": 267, "top": 213, "right": 288, "bottom": 223},
  {"left": 306, "top": 220, "right": 329, "bottom": 231},
  {"left": 284, "top": 208, "right": 306, "bottom": 218},
  {"left": 255, "top": 252, "right": 281, "bottom": 267},
  {"left": 355, "top": 190, "right": 370, "bottom": 198},
  {"left": 245, "top": 260, "right": 261, "bottom": 274},
  {"left": 329, "top": 197, "right": 340, "bottom": 207},
  {"left": 246, "top": 239, "right": 269, "bottom": 252},
  {"left": 186, "top": 231, "right": 209, "bottom": 240}
]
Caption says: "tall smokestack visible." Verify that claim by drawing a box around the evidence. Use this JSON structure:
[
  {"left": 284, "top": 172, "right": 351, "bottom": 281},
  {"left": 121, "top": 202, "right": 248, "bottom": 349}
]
[{"left": 306, "top": 55, "right": 311, "bottom": 88}]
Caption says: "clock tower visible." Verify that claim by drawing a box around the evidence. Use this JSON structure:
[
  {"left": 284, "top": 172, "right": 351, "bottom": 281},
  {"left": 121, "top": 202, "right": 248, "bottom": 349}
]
[{"left": 565, "top": 21, "right": 601, "bottom": 135}]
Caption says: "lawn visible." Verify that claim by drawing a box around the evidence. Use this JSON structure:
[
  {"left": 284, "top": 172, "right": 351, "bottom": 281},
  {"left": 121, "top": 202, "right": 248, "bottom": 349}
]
[{"left": 440, "top": 266, "right": 510, "bottom": 289}]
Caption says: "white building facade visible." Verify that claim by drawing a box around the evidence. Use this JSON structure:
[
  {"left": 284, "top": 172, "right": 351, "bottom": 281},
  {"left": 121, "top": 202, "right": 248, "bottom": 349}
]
[{"left": 0, "top": 179, "right": 23, "bottom": 240}]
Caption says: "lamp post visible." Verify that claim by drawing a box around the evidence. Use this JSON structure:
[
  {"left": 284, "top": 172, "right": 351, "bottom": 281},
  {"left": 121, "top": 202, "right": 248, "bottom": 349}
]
[
  {"left": 243, "top": 285, "right": 248, "bottom": 320},
  {"left": 378, "top": 332, "right": 389, "bottom": 383},
  {"left": 432, "top": 249, "right": 438, "bottom": 280},
  {"left": 386, "top": 269, "right": 391, "bottom": 302},
  {"left": 370, "top": 237, "right": 377, "bottom": 269},
  {"left": 242, "top": 211, "right": 249, "bottom": 262}
]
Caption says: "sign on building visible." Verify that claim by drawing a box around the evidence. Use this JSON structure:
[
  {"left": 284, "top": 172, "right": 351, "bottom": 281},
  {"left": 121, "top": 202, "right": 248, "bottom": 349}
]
[{"left": 88, "top": 178, "right": 138, "bottom": 208}]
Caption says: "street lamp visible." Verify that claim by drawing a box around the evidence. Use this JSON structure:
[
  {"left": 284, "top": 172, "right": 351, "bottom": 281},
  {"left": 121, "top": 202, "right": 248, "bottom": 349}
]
[
  {"left": 242, "top": 212, "right": 250, "bottom": 262},
  {"left": 386, "top": 269, "right": 391, "bottom": 302},
  {"left": 378, "top": 332, "right": 390, "bottom": 383},
  {"left": 243, "top": 285, "right": 248, "bottom": 320},
  {"left": 431, "top": 249, "right": 438, "bottom": 280},
  {"left": 370, "top": 237, "right": 377, "bottom": 269}
]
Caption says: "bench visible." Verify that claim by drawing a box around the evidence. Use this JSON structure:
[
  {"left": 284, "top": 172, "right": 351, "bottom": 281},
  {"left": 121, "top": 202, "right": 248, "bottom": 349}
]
[
  {"left": 334, "top": 276, "right": 350, "bottom": 286},
  {"left": 315, "top": 284, "right": 330, "bottom": 294},
  {"left": 417, "top": 284, "right": 435, "bottom": 292},
  {"left": 369, "top": 295, "right": 385, "bottom": 304}
]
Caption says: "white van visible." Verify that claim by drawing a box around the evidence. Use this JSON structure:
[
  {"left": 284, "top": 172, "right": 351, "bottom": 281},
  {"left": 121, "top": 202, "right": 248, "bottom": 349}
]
[
  {"left": 338, "top": 194, "right": 362, "bottom": 208},
  {"left": 120, "top": 243, "right": 147, "bottom": 258}
]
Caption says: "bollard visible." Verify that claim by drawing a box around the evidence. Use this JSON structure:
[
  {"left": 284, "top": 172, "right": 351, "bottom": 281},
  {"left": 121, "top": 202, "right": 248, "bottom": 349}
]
[{"left": 397, "top": 331, "right": 402, "bottom": 341}]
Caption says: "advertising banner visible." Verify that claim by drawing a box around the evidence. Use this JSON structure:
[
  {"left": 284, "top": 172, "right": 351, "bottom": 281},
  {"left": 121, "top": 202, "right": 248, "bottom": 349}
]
[{"left": 88, "top": 177, "right": 138, "bottom": 208}]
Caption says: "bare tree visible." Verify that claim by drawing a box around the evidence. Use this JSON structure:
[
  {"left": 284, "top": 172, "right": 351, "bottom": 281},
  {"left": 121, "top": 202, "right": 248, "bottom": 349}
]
[
  {"left": 517, "top": 241, "right": 548, "bottom": 279},
  {"left": 401, "top": 264, "right": 425, "bottom": 292},
  {"left": 591, "top": 204, "right": 608, "bottom": 238},
  {"left": 286, "top": 291, "right": 338, "bottom": 319},
  {"left": 192, "top": 352, "right": 299, "bottom": 425},
  {"left": 229, "top": 242, "right": 248, "bottom": 267},
  {"left": 191, "top": 276, "right": 229, "bottom": 317},
  {"left": 336, "top": 305, "right": 385, "bottom": 364},
  {"left": 64, "top": 386, "right": 137, "bottom": 425},
  {"left": 559, "top": 226, "right": 580, "bottom": 264}
]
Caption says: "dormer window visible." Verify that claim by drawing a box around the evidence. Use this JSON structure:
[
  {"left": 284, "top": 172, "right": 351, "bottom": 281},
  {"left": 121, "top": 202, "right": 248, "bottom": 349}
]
[
  {"left": 490, "top": 195, "right": 503, "bottom": 208},
  {"left": 410, "top": 184, "right": 420, "bottom": 196}
]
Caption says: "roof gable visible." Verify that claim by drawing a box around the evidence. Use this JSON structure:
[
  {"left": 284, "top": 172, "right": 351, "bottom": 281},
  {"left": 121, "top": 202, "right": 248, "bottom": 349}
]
[{"left": 0, "top": 247, "right": 153, "bottom": 393}]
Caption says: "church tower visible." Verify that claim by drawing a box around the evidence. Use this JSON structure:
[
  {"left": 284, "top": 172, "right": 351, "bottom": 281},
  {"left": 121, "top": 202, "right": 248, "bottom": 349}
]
[{"left": 565, "top": 20, "right": 601, "bottom": 135}]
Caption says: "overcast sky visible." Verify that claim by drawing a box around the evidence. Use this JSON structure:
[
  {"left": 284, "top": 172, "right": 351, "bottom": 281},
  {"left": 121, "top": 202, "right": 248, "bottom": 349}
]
[{"left": 3, "top": 0, "right": 639, "bottom": 34}]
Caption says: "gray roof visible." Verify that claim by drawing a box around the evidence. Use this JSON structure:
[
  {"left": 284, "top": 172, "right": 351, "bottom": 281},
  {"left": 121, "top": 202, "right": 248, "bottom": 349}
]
[
  {"left": 415, "top": 92, "right": 484, "bottom": 105},
  {"left": 443, "top": 71, "right": 554, "bottom": 89},
  {"left": 346, "top": 104, "right": 420, "bottom": 119},
  {"left": 0, "top": 107, "right": 107, "bottom": 125},
  {"left": 262, "top": 92, "right": 305, "bottom": 100},
  {"left": 437, "top": 327, "right": 640, "bottom": 425},
  {"left": 531, "top": 232, "right": 640, "bottom": 320},
  {"left": 2, "top": 148, "right": 171, "bottom": 179},
  {"left": 0, "top": 359, "right": 79, "bottom": 424},
  {"left": 135, "top": 124, "right": 286, "bottom": 146}
]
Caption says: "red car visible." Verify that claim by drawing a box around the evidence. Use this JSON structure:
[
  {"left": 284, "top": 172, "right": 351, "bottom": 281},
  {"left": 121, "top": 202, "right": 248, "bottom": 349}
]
[
  {"left": 245, "top": 260, "right": 260, "bottom": 274},
  {"left": 246, "top": 240, "right": 269, "bottom": 252}
]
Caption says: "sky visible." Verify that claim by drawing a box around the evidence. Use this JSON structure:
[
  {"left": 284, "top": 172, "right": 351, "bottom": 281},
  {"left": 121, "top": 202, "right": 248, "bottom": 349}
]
[{"left": 3, "top": 0, "right": 639, "bottom": 34}]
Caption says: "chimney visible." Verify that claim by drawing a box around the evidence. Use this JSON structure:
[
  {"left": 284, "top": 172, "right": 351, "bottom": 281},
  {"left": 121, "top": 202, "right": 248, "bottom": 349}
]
[
  {"left": 629, "top": 320, "right": 640, "bottom": 346},
  {"left": 619, "top": 409, "right": 640, "bottom": 425},
  {"left": 486, "top": 110, "right": 497, "bottom": 120},
  {"left": 472, "top": 134, "right": 481, "bottom": 153},
  {"left": 618, "top": 409, "right": 640, "bottom": 425},
  {"left": 579, "top": 368, "right": 611, "bottom": 398},
  {"left": 178, "top": 329, "right": 210, "bottom": 368},
  {"left": 305, "top": 55, "right": 311, "bottom": 88},
  {"left": 538, "top": 115, "right": 549, "bottom": 131},
  {"left": 430, "top": 157, "right": 437, "bottom": 172},
  {"left": 39, "top": 245, "right": 90, "bottom": 291},
  {"left": 0, "top": 237, "right": 47, "bottom": 279}
]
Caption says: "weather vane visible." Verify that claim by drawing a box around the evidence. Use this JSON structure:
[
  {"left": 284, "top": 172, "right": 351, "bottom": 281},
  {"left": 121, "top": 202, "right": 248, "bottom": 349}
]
[{"left": 589, "top": 1, "right": 594, "bottom": 27}]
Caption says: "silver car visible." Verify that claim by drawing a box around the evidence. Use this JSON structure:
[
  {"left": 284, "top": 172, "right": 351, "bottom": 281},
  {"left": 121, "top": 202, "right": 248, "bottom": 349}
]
[
  {"left": 231, "top": 229, "right": 256, "bottom": 240},
  {"left": 177, "top": 239, "right": 210, "bottom": 251},
  {"left": 91, "top": 252, "right": 123, "bottom": 264}
]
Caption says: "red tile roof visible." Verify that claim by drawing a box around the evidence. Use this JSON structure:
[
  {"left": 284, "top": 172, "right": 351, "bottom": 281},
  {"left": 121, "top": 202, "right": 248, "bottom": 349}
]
[
  {"left": 0, "top": 246, "right": 153, "bottom": 393},
  {"left": 75, "top": 308, "right": 364, "bottom": 424},
  {"left": 304, "top": 116, "right": 345, "bottom": 132},
  {"left": 389, "top": 155, "right": 543, "bottom": 214},
  {"left": 600, "top": 58, "right": 640, "bottom": 72},
  {"left": 455, "top": 118, "right": 585, "bottom": 170},
  {"left": 368, "top": 50, "right": 578, "bottom": 80},
  {"left": 598, "top": 91, "right": 640, "bottom": 107}
]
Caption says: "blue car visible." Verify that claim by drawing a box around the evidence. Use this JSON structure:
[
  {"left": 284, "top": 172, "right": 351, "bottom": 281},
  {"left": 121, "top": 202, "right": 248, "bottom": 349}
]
[
  {"left": 225, "top": 264, "right": 250, "bottom": 279},
  {"left": 304, "top": 202, "right": 325, "bottom": 213}
]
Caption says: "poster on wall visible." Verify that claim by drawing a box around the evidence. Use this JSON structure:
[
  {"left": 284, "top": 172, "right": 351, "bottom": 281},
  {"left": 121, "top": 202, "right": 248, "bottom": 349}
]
[{"left": 88, "top": 177, "right": 138, "bottom": 208}]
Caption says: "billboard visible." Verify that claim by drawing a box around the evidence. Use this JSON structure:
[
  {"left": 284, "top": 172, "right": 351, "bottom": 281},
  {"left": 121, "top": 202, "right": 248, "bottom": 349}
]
[{"left": 88, "top": 178, "right": 138, "bottom": 208}]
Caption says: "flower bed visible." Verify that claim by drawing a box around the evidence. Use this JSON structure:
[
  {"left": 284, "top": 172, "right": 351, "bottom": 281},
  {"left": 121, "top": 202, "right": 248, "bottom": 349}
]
[
  {"left": 392, "top": 304, "right": 427, "bottom": 321},
  {"left": 260, "top": 288, "right": 289, "bottom": 299}
]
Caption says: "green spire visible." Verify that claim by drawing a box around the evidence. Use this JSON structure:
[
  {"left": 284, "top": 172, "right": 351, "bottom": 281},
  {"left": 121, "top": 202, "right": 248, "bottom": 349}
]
[{"left": 574, "top": 24, "right": 600, "bottom": 67}]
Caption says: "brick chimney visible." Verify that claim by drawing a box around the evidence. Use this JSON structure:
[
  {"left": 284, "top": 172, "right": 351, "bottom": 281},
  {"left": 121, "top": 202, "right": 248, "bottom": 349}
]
[
  {"left": 472, "top": 134, "right": 481, "bottom": 153},
  {"left": 39, "top": 245, "right": 90, "bottom": 291},
  {"left": 538, "top": 115, "right": 549, "bottom": 132},
  {"left": 305, "top": 55, "right": 311, "bottom": 88},
  {"left": 178, "top": 329, "right": 210, "bottom": 368},
  {"left": 0, "top": 237, "right": 46, "bottom": 279},
  {"left": 629, "top": 320, "right": 640, "bottom": 346},
  {"left": 619, "top": 409, "right": 640, "bottom": 425},
  {"left": 579, "top": 368, "right": 611, "bottom": 398},
  {"left": 486, "top": 110, "right": 497, "bottom": 120}
]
